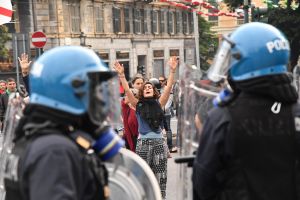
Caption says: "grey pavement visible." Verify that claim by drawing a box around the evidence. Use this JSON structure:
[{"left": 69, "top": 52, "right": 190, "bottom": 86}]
[
  {"left": 166, "top": 151, "right": 181, "bottom": 200},
  {"left": 166, "top": 117, "right": 182, "bottom": 200}
]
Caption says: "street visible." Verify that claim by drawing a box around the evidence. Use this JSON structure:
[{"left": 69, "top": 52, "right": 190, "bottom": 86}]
[{"left": 166, "top": 117, "right": 183, "bottom": 200}]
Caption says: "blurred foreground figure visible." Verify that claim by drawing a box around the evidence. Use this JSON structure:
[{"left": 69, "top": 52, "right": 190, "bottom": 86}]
[
  {"left": 193, "top": 22, "right": 300, "bottom": 200},
  {"left": 3, "top": 46, "right": 125, "bottom": 200}
]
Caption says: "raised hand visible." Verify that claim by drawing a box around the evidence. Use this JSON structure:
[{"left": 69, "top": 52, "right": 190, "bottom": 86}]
[
  {"left": 168, "top": 56, "right": 178, "bottom": 72},
  {"left": 113, "top": 61, "right": 124, "bottom": 75},
  {"left": 18, "top": 53, "right": 32, "bottom": 76}
]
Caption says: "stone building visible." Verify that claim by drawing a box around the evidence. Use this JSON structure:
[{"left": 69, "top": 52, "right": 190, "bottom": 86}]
[{"left": 10, "top": 0, "right": 198, "bottom": 80}]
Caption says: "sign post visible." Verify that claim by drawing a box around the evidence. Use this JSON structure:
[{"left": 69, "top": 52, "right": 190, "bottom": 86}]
[{"left": 31, "top": 31, "right": 47, "bottom": 57}]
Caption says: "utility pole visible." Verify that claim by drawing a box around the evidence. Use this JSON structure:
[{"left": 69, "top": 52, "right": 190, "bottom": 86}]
[
  {"left": 193, "top": 11, "right": 200, "bottom": 70},
  {"left": 243, "top": 0, "right": 249, "bottom": 23},
  {"left": 30, "top": 0, "right": 42, "bottom": 57}
]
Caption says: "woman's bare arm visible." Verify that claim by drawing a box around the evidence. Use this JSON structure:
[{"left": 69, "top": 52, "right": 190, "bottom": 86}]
[
  {"left": 159, "top": 56, "right": 178, "bottom": 107},
  {"left": 113, "top": 61, "right": 138, "bottom": 107}
]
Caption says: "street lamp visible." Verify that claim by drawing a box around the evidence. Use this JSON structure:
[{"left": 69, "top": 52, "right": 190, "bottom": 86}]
[{"left": 80, "top": 32, "right": 86, "bottom": 46}]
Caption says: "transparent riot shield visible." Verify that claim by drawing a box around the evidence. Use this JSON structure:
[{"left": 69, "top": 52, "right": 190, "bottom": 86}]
[
  {"left": 105, "top": 148, "right": 162, "bottom": 200},
  {"left": 175, "top": 64, "right": 220, "bottom": 200},
  {"left": 293, "top": 65, "right": 300, "bottom": 96},
  {"left": 0, "top": 93, "right": 25, "bottom": 200}
]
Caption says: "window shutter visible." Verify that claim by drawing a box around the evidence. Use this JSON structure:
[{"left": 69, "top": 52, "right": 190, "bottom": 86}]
[
  {"left": 189, "top": 13, "right": 194, "bottom": 33},
  {"left": 168, "top": 11, "right": 174, "bottom": 35},
  {"left": 160, "top": 10, "right": 165, "bottom": 34},
  {"left": 152, "top": 10, "right": 158, "bottom": 34},
  {"left": 167, "top": 11, "right": 171, "bottom": 34},
  {"left": 141, "top": 9, "right": 145, "bottom": 33},
  {"left": 95, "top": 6, "right": 104, "bottom": 33},
  {"left": 113, "top": 7, "right": 120, "bottom": 33},
  {"left": 124, "top": 7, "right": 130, "bottom": 33},
  {"left": 144, "top": 9, "right": 148, "bottom": 34},
  {"left": 182, "top": 12, "right": 188, "bottom": 34},
  {"left": 133, "top": 8, "right": 137, "bottom": 33},
  {"left": 176, "top": 11, "right": 181, "bottom": 34}
]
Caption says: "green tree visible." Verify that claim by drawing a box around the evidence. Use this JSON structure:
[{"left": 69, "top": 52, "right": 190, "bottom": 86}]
[
  {"left": 268, "top": 8, "right": 300, "bottom": 69},
  {"left": 199, "top": 16, "right": 218, "bottom": 71},
  {"left": 0, "top": 25, "right": 11, "bottom": 62},
  {"left": 221, "top": 0, "right": 300, "bottom": 69}
]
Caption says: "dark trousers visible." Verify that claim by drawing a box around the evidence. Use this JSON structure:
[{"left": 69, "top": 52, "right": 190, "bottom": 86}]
[{"left": 163, "top": 115, "right": 172, "bottom": 150}]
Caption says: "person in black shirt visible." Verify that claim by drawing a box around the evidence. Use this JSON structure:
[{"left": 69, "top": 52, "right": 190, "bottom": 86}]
[
  {"left": 3, "top": 46, "right": 124, "bottom": 200},
  {"left": 193, "top": 22, "right": 300, "bottom": 200}
]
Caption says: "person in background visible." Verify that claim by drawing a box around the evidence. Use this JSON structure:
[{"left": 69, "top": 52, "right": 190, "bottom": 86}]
[
  {"left": 193, "top": 22, "right": 300, "bottom": 200},
  {"left": 121, "top": 88, "right": 139, "bottom": 152},
  {"left": 0, "top": 77, "right": 17, "bottom": 123},
  {"left": 114, "top": 56, "right": 178, "bottom": 200},
  {"left": 0, "top": 80, "right": 7, "bottom": 95},
  {"left": 18, "top": 53, "right": 32, "bottom": 93},
  {"left": 131, "top": 76, "right": 144, "bottom": 90},
  {"left": 159, "top": 76, "right": 177, "bottom": 153}
]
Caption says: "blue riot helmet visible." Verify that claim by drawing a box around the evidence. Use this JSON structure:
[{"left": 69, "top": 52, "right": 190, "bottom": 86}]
[
  {"left": 30, "top": 46, "right": 123, "bottom": 160},
  {"left": 208, "top": 22, "right": 290, "bottom": 82}
]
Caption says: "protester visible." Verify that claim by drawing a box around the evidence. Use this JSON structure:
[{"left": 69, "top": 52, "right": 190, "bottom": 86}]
[
  {"left": 160, "top": 76, "right": 177, "bottom": 153},
  {"left": 0, "top": 80, "right": 6, "bottom": 95},
  {"left": 18, "top": 53, "right": 31, "bottom": 93},
  {"left": 114, "top": 56, "right": 178, "bottom": 199},
  {"left": 3, "top": 46, "right": 124, "bottom": 200},
  {"left": 121, "top": 88, "right": 139, "bottom": 152},
  {"left": 0, "top": 77, "right": 17, "bottom": 123},
  {"left": 192, "top": 22, "right": 300, "bottom": 200}
]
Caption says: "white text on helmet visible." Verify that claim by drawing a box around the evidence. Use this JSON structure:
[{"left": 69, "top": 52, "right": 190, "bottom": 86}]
[{"left": 266, "top": 39, "right": 290, "bottom": 53}]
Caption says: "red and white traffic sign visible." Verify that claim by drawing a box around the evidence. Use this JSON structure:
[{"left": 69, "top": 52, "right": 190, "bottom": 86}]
[{"left": 31, "top": 31, "right": 47, "bottom": 48}]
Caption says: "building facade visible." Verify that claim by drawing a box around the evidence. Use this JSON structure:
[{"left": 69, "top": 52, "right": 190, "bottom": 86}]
[{"left": 8, "top": 0, "right": 198, "bottom": 80}]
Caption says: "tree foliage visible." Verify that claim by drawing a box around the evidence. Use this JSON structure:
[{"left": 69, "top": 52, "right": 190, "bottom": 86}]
[
  {"left": 199, "top": 16, "right": 218, "bottom": 71},
  {"left": 216, "top": 0, "right": 300, "bottom": 69},
  {"left": 268, "top": 8, "right": 300, "bottom": 69},
  {"left": 0, "top": 25, "right": 11, "bottom": 62}
]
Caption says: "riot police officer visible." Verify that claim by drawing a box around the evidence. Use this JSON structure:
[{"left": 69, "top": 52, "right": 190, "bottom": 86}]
[
  {"left": 3, "top": 46, "right": 124, "bottom": 200},
  {"left": 192, "top": 22, "right": 300, "bottom": 200}
]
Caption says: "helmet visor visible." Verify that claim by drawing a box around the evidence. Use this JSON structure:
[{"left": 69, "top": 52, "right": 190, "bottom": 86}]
[
  {"left": 207, "top": 37, "right": 232, "bottom": 82},
  {"left": 88, "top": 72, "right": 121, "bottom": 128}
]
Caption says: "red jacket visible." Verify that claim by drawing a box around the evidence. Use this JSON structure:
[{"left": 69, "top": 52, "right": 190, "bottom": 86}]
[{"left": 121, "top": 100, "right": 139, "bottom": 152}]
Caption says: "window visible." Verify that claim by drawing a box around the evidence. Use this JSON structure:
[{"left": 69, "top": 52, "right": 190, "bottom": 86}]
[
  {"left": 144, "top": 9, "right": 149, "bottom": 34},
  {"left": 49, "top": 0, "right": 56, "bottom": 21},
  {"left": 189, "top": 13, "right": 194, "bottom": 33},
  {"left": 182, "top": 12, "right": 188, "bottom": 34},
  {"left": 152, "top": 10, "right": 159, "bottom": 34},
  {"left": 70, "top": 4, "right": 80, "bottom": 32},
  {"left": 48, "top": 0, "right": 57, "bottom": 33},
  {"left": 134, "top": 9, "right": 143, "bottom": 34},
  {"left": 168, "top": 11, "right": 175, "bottom": 35},
  {"left": 94, "top": 5, "right": 104, "bottom": 33},
  {"left": 160, "top": 10, "right": 165, "bottom": 33},
  {"left": 113, "top": 7, "right": 121, "bottom": 33},
  {"left": 63, "top": 1, "right": 70, "bottom": 32},
  {"left": 113, "top": 7, "right": 131, "bottom": 34},
  {"left": 62, "top": 0, "right": 80, "bottom": 33},
  {"left": 124, "top": 8, "right": 131, "bottom": 33}
]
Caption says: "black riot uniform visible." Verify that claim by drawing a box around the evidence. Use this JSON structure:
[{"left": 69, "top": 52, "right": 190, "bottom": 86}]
[
  {"left": 4, "top": 106, "right": 108, "bottom": 200},
  {"left": 193, "top": 91, "right": 300, "bottom": 200},
  {"left": 192, "top": 22, "right": 300, "bottom": 200},
  {"left": 3, "top": 46, "right": 123, "bottom": 200}
]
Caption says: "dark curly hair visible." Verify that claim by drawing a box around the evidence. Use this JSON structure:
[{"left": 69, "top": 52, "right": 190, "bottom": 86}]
[{"left": 138, "top": 82, "right": 160, "bottom": 100}]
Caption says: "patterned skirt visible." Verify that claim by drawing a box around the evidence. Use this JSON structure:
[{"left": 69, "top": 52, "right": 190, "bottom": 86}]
[{"left": 136, "top": 138, "right": 168, "bottom": 199}]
